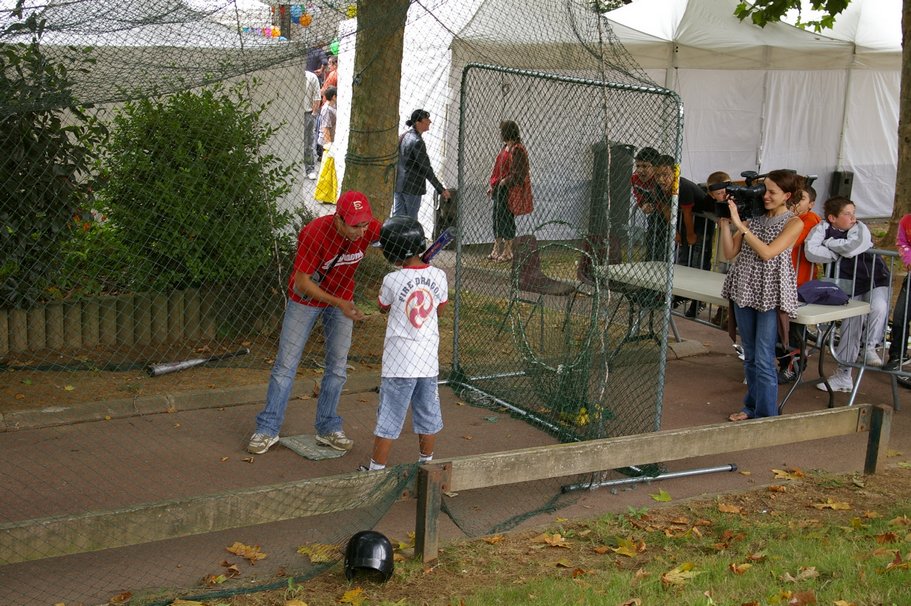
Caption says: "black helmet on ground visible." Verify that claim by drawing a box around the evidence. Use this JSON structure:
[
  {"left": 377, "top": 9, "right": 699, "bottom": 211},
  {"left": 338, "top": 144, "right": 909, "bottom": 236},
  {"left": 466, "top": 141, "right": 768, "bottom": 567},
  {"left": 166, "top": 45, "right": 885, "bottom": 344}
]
[
  {"left": 379, "top": 216, "right": 425, "bottom": 264},
  {"left": 344, "top": 530, "right": 394, "bottom": 582}
]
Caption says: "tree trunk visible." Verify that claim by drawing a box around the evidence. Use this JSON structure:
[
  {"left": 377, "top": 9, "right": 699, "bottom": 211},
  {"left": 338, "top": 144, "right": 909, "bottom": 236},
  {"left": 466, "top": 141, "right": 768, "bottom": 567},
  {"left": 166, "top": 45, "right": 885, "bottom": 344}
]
[
  {"left": 341, "top": 0, "right": 410, "bottom": 218},
  {"left": 884, "top": 0, "right": 911, "bottom": 246}
]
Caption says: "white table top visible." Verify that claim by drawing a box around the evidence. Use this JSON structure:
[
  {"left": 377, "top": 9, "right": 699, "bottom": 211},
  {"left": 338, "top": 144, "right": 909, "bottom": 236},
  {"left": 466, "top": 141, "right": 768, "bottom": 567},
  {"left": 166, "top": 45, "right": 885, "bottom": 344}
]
[{"left": 605, "top": 262, "right": 870, "bottom": 326}]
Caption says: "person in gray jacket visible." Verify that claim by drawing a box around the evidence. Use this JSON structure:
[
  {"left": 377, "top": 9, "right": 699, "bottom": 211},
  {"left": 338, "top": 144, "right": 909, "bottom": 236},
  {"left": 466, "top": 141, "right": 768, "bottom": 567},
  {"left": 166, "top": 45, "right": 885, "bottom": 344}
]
[
  {"left": 804, "top": 195, "right": 891, "bottom": 392},
  {"left": 393, "top": 109, "right": 451, "bottom": 219}
]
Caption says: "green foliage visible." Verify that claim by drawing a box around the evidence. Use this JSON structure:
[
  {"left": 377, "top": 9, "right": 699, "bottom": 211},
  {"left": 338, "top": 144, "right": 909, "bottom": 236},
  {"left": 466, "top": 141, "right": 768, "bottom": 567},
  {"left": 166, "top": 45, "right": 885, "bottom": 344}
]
[
  {"left": 98, "top": 79, "right": 295, "bottom": 292},
  {"left": 734, "top": 0, "right": 851, "bottom": 31},
  {"left": 0, "top": 8, "right": 108, "bottom": 308}
]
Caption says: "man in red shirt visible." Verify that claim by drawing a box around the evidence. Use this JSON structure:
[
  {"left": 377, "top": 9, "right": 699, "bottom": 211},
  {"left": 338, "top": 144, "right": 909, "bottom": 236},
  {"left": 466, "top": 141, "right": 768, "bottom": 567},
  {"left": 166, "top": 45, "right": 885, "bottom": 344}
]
[{"left": 248, "top": 191, "right": 382, "bottom": 455}]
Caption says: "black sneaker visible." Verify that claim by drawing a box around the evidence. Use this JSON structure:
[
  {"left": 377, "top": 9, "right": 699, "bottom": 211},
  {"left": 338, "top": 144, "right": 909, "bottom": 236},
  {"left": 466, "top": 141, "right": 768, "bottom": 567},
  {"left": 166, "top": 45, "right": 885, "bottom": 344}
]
[
  {"left": 777, "top": 367, "right": 797, "bottom": 384},
  {"left": 898, "top": 375, "right": 911, "bottom": 389},
  {"left": 883, "top": 358, "right": 902, "bottom": 371}
]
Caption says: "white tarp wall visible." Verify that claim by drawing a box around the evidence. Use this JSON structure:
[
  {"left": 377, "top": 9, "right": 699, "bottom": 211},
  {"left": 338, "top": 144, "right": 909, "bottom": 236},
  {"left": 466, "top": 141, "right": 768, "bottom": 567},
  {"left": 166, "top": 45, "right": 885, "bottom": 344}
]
[{"left": 605, "top": 0, "right": 902, "bottom": 218}]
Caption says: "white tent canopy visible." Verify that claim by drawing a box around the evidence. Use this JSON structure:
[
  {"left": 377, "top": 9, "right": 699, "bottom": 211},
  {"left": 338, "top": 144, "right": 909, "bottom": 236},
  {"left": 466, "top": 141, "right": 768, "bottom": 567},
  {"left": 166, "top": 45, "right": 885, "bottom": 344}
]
[{"left": 603, "top": 0, "right": 901, "bottom": 218}]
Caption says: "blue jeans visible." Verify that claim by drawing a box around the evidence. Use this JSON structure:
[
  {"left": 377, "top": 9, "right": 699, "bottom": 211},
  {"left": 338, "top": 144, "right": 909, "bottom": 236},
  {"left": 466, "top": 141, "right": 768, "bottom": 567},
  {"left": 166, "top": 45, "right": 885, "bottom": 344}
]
[
  {"left": 733, "top": 303, "right": 779, "bottom": 418},
  {"left": 392, "top": 192, "right": 422, "bottom": 219},
  {"left": 255, "top": 300, "right": 353, "bottom": 436}
]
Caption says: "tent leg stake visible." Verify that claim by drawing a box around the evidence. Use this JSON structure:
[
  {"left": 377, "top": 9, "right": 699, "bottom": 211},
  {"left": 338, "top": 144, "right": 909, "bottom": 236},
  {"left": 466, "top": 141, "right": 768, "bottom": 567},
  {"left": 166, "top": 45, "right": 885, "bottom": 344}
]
[{"left": 561, "top": 464, "right": 737, "bottom": 493}]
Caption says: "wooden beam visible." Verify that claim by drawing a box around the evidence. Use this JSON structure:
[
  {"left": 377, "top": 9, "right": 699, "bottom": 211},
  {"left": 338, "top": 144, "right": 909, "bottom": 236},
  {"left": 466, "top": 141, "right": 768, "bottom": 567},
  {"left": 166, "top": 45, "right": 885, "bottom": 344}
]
[
  {"left": 443, "top": 406, "right": 872, "bottom": 492},
  {"left": 864, "top": 405, "right": 893, "bottom": 474},
  {"left": 415, "top": 464, "right": 446, "bottom": 565},
  {"left": 0, "top": 468, "right": 408, "bottom": 565}
]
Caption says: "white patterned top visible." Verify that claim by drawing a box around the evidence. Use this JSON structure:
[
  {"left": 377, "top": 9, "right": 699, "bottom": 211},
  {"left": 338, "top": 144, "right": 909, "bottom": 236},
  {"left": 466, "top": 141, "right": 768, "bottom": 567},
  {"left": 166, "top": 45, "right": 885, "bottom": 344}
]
[{"left": 721, "top": 212, "right": 799, "bottom": 317}]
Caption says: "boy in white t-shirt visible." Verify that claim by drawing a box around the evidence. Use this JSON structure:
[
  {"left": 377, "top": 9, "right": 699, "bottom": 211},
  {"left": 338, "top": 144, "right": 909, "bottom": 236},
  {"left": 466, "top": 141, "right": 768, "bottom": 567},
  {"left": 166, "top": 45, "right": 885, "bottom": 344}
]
[{"left": 361, "top": 216, "right": 448, "bottom": 471}]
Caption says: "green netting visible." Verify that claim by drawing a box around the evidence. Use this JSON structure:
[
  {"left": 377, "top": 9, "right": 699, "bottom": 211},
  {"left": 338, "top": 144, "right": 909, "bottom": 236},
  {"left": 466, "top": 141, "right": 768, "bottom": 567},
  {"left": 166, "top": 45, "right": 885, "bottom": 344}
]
[{"left": 1, "top": 0, "right": 683, "bottom": 603}]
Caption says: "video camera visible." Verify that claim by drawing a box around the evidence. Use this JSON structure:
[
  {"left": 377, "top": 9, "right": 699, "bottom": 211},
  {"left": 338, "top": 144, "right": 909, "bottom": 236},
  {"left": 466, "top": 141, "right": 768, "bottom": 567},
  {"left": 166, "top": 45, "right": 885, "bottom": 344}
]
[{"left": 716, "top": 171, "right": 766, "bottom": 220}]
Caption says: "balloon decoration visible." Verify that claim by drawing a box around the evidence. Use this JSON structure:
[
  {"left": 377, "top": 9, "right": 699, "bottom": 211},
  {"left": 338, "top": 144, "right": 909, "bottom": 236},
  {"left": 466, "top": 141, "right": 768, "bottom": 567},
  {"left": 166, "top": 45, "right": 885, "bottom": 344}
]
[
  {"left": 329, "top": 38, "right": 339, "bottom": 55},
  {"left": 299, "top": 12, "right": 312, "bottom": 27},
  {"left": 290, "top": 5, "right": 303, "bottom": 21},
  {"left": 346, "top": 3, "right": 357, "bottom": 18}
]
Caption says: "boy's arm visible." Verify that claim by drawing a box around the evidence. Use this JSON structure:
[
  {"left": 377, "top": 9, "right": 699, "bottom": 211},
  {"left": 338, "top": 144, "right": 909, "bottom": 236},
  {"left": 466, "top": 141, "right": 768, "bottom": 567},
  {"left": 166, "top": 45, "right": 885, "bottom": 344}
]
[
  {"left": 825, "top": 222, "right": 872, "bottom": 258},
  {"left": 803, "top": 223, "right": 838, "bottom": 264}
]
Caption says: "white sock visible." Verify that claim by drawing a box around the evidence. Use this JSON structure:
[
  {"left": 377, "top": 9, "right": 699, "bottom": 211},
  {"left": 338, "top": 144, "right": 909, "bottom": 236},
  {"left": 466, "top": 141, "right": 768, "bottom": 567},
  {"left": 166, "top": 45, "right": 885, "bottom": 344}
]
[
  {"left": 368, "top": 460, "right": 385, "bottom": 471},
  {"left": 418, "top": 452, "right": 433, "bottom": 463}
]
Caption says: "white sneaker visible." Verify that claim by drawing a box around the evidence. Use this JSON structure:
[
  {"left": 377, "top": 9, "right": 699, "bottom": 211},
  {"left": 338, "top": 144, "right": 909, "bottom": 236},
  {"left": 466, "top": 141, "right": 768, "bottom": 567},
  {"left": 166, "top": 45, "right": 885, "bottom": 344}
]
[
  {"left": 316, "top": 430, "right": 354, "bottom": 451},
  {"left": 247, "top": 432, "right": 279, "bottom": 454},
  {"left": 307, "top": 171, "right": 317, "bottom": 180},
  {"left": 863, "top": 349, "right": 883, "bottom": 367},
  {"left": 816, "top": 372, "right": 853, "bottom": 393}
]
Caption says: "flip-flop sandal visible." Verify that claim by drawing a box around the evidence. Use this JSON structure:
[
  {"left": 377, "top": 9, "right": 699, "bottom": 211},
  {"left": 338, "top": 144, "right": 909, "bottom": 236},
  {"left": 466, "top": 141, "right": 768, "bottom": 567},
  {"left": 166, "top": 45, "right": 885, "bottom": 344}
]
[{"left": 728, "top": 411, "right": 750, "bottom": 422}]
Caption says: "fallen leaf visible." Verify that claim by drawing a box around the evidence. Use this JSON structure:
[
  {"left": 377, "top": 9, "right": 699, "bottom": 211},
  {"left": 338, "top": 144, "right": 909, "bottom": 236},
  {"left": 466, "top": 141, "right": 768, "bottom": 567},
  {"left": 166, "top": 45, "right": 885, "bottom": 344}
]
[
  {"left": 64, "top": 385, "right": 75, "bottom": 391},
  {"left": 620, "top": 599, "right": 642, "bottom": 606},
  {"left": 897, "top": 461, "right": 911, "bottom": 469},
  {"left": 296, "top": 543, "right": 339, "bottom": 563},
  {"left": 592, "top": 546, "right": 611, "bottom": 554},
  {"left": 172, "top": 601, "right": 207, "bottom": 606},
  {"left": 14, "top": 393, "right": 24, "bottom": 399},
  {"left": 661, "top": 562, "right": 703, "bottom": 586},
  {"left": 650, "top": 488, "right": 672, "bottom": 502},
  {"left": 810, "top": 498, "right": 851, "bottom": 510},
  {"left": 717, "top": 503, "right": 742, "bottom": 514},
  {"left": 787, "top": 589, "right": 817, "bottom": 605},
  {"left": 781, "top": 566, "right": 819, "bottom": 582},
  {"left": 739, "top": 470, "right": 752, "bottom": 476},
  {"left": 531, "top": 533, "right": 570, "bottom": 548},
  {"left": 220, "top": 456, "right": 229, "bottom": 462},
  {"left": 768, "top": 485, "right": 787, "bottom": 492},
  {"left": 886, "top": 449, "right": 903, "bottom": 457},
  {"left": 889, "top": 515, "right": 911, "bottom": 526},
  {"left": 833, "top": 601, "right": 857, "bottom": 606},
  {"left": 611, "top": 537, "right": 644, "bottom": 557},
  {"left": 462, "top": 435, "right": 473, "bottom": 440},
  {"left": 202, "top": 573, "right": 227, "bottom": 586},
  {"left": 483, "top": 535, "right": 505, "bottom": 544},
  {"left": 771, "top": 468, "right": 805, "bottom": 481},
  {"left": 554, "top": 558, "right": 573, "bottom": 568},
  {"left": 20, "top": 378, "right": 32, "bottom": 385},
  {"left": 226, "top": 541, "right": 267, "bottom": 564},
  {"left": 242, "top": 457, "right": 255, "bottom": 463},
  {"left": 875, "top": 532, "right": 899, "bottom": 544},
  {"left": 109, "top": 591, "right": 133, "bottom": 604},
  {"left": 339, "top": 587, "right": 365, "bottom": 605},
  {"left": 729, "top": 562, "right": 752, "bottom": 575}
]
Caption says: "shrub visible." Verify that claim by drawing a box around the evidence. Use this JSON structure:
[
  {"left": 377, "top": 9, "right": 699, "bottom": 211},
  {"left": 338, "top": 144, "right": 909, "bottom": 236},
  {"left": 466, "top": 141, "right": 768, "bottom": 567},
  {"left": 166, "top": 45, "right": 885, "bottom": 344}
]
[
  {"left": 0, "top": 9, "right": 108, "bottom": 308},
  {"left": 97, "top": 79, "right": 295, "bottom": 292}
]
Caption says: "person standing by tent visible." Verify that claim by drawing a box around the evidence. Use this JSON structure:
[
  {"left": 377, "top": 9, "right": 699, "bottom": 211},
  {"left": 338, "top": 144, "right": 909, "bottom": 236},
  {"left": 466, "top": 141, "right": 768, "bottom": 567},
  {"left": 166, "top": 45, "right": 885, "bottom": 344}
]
[
  {"left": 247, "top": 191, "right": 381, "bottom": 455},
  {"left": 486, "top": 119, "right": 532, "bottom": 262},
  {"left": 393, "top": 109, "right": 451, "bottom": 219},
  {"left": 719, "top": 169, "right": 803, "bottom": 421}
]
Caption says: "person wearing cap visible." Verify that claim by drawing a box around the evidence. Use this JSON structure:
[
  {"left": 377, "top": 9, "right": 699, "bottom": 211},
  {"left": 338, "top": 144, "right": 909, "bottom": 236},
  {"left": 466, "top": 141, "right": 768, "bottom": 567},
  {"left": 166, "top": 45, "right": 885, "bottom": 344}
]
[
  {"left": 393, "top": 109, "right": 451, "bottom": 220},
  {"left": 248, "top": 191, "right": 381, "bottom": 455}
]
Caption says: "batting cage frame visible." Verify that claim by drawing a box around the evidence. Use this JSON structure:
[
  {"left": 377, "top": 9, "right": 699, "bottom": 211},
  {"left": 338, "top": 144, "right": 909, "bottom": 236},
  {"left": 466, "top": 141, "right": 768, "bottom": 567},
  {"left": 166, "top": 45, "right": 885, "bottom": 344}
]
[{"left": 447, "top": 63, "right": 684, "bottom": 446}]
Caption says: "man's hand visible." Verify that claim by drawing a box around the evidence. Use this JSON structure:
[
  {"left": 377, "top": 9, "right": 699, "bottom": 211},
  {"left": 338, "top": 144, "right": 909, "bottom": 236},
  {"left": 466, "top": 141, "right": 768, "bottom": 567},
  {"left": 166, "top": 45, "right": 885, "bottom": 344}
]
[
  {"left": 340, "top": 300, "right": 365, "bottom": 321},
  {"left": 441, "top": 189, "right": 452, "bottom": 200},
  {"left": 687, "top": 231, "right": 697, "bottom": 245}
]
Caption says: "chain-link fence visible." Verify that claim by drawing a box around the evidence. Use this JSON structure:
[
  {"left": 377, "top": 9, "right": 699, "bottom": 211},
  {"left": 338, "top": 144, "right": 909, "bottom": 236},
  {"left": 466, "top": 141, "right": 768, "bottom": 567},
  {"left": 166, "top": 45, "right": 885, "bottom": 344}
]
[{"left": 1, "top": 0, "right": 683, "bottom": 603}]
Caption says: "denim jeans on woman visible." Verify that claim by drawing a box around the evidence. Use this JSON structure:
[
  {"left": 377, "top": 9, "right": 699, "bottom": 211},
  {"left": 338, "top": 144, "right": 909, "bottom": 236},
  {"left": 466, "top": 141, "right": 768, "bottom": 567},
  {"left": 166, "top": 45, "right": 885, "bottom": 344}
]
[
  {"left": 733, "top": 302, "right": 780, "bottom": 418},
  {"left": 255, "top": 300, "right": 353, "bottom": 437},
  {"left": 392, "top": 192, "right": 422, "bottom": 220}
]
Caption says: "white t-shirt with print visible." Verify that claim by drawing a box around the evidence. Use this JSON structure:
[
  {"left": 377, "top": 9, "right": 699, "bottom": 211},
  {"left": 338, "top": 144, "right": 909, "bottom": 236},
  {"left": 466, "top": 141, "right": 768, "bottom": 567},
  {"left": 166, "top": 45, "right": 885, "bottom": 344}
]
[{"left": 378, "top": 265, "right": 448, "bottom": 378}]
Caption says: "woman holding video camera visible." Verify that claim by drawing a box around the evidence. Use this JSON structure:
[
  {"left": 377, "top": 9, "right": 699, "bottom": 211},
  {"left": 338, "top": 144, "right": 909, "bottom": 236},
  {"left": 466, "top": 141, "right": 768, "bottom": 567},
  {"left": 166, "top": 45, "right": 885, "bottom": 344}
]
[{"left": 720, "top": 169, "right": 804, "bottom": 421}]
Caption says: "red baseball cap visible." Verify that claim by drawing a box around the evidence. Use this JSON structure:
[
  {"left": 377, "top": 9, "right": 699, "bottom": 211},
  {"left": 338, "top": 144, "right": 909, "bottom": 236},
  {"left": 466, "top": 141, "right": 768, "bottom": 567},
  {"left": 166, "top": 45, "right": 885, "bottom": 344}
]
[{"left": 336, "top": 190, "right": 374, "bottom": 226}]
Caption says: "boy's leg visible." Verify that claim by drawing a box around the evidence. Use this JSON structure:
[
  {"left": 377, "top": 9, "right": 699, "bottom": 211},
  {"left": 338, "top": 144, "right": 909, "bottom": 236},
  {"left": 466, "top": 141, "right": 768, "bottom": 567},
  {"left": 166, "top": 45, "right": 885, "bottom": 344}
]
[
  {"left": 888, "top": 274, "right": 911, "bottom": 365},
  {"left": 410, "top": 378, "right": 443, "bottom": 460},
  {"left": 371, "top": 377, "right": 417, "bottom": 467},
  {"left": 371, "top": 436, "right": 394, "bottom": 467},
  {"left": 418, "top": 434, "right": 436, "bottom": 462}
]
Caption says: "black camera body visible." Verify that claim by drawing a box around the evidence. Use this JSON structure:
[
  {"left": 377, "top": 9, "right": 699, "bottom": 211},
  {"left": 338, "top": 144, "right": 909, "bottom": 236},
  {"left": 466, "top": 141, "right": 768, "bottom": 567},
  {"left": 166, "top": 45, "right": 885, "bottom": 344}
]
[{"left": 716, "top": 171, "right": 766, "bottom": 219}]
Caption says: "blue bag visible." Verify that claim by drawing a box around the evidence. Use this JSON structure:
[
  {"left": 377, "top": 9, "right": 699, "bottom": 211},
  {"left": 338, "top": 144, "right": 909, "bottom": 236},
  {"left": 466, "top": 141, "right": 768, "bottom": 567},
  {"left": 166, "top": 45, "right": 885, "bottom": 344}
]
[{"left": 797, "top": 279, "right": 850, "bottom": 305}]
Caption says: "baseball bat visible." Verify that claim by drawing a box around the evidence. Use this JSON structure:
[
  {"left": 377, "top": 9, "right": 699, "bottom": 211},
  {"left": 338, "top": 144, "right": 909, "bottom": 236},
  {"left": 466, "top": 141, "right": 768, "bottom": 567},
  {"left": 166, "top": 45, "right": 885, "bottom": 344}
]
[
  {"left": 421, "top": 226, "right": 456, "bottom": 263},
  {"left": 146, "top": 347, "right": 251, "bottom": 377}
]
